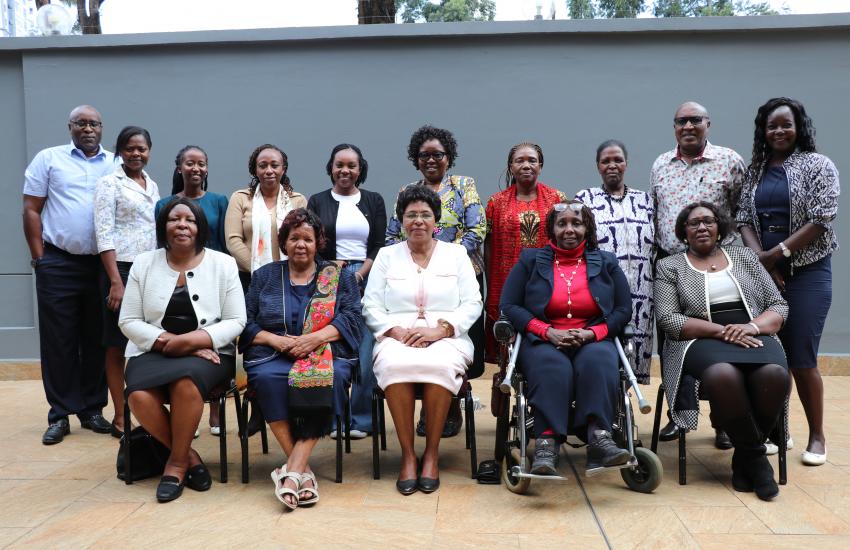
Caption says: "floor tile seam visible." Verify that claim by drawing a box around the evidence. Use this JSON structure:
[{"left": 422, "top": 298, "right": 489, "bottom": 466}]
[
  {"left": 565, "top": 452, "right": 613, "bottom": 550},
  {"left": 0, "top": 528, "right": 32, "bottom": 550},
  {"left": 670, "top": 504, "right": 770, "bottom": 535}
]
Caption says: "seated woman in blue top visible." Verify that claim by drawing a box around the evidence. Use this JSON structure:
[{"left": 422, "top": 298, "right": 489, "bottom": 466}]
[
  {"left": 500, "top": 200, "right": 632, "bottom": 475},
  {"left": 239, "top": 208, "right": 362, "bottom": 511},
  {"left": 156, "top": 145, "right": 229, "bottom": 253}
]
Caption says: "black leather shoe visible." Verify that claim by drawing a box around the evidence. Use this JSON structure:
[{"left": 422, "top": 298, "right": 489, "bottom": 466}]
[
  {"left": 42, "top": 419, "right": 70, "bottom": 445},
  {"left": 396, "top": 478, "right": 418, "bottom": 495},
  {"left": 110, "top": 421, "right": 123, "bottom": 439},
  {"left": 417, "top": 476, "right": 440, "bottom": 493},
  {"left": 186, "top": 463, "right": 212, "bottom": 492},
  {"left": 658, "top": 419, "right": 681, "bottom": 442},
  {"left": 715, "top": 429, "right": 733, "bottom": 450},
  {"left": 80, "top": 414, "right": 112, "bottom": 434},
  {"left": 156, "top": 475, "right": 186, "bottom": 502}
]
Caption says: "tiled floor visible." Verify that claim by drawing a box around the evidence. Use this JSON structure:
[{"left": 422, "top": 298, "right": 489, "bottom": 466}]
[{"left": 2, "top": 370, "right": 849, "bottom": 549}]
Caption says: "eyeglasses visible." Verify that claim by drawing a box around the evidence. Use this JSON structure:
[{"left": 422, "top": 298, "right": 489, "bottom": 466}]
[
  {"left": 403, "top": 212, "right": 435, "bottom": 221},
  {"left": 553, "top": 202, "right": 584, "bottom": 213},
  {"left": 673, "top": 116, "right": 708, "bottom": 128},
  {"left": 685, "top": 216, "right": 718, "bottom": 228},
  {"left": 70, "top": 120, "right": 103, "bottom": 129},
  {"left": 417, "top": 151, "right": 447, "bottom": 161}
]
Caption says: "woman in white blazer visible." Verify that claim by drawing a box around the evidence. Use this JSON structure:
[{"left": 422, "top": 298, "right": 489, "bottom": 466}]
[
  {"left": 363, "top": 186, "right": 482, "bottom": 495},
  {"left": 119, "top": 197, "right": 246, "bottom": 503}
]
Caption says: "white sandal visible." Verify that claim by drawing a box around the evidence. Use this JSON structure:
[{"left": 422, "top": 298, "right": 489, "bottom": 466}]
[
  {"left": 271, "top": 465, "right": 302, "bottom": 510},
  {"left": 297, "top": 471, "right": 319, "bottom": 506}
]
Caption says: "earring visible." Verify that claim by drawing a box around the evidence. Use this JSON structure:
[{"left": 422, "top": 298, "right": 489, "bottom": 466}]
[{"left": 683, "top": 238, "right": 688, "bottom": 244}]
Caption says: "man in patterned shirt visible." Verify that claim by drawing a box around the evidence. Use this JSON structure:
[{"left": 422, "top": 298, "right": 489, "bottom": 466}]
[
  {"left": 651, "top": 101, "right": 746, "bottom": 447},
  {"left": 22, "top": 105, "right": 116, "bottom": 444}
]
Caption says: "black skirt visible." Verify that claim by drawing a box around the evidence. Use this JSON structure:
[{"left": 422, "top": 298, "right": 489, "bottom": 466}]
[
  {"left": 125, "top": 352, "right": 234, "bottom": 398},
  {"left": 683, "top": 302, "right": 787, "bottom": 378},
  {"left": 99, "top": 260, "right": 133, "bottom": 348}
]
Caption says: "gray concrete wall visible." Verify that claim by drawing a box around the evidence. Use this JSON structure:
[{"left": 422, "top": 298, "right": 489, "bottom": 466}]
[{"left": 2, "top": 15, "right": 848, "bottom": 359}]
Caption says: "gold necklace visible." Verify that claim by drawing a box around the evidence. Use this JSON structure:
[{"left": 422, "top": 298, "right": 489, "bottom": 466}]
[{"left": 554, "top": 257, "right": 583, "bottom": 319}]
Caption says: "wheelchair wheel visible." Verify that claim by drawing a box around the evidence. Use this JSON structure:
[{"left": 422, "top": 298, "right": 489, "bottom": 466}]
[
  {"left": 621, "top": 447, "right": 663, "bottom": 493},
  {"left": 502, "top": 447, "right": 531, "bottom": 494}
]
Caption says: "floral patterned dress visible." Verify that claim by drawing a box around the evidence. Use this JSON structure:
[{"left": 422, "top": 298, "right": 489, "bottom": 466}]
[
  {"left": 575, "top": 186, "right": 655, "bottom": 383},
  {"left": 484, "top": 182, "right": 567, "bottom": 360}
]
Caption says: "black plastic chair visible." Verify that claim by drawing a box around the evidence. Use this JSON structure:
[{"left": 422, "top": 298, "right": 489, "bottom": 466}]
[
  {"left": 650, "top": 384, "right": 787, "bottom": 486},
  {"left": 237, "top": 384, "right": 352, "bottom": 484},
  {"left": 122, "top": 379, "right": 240, "bottom": 485},
  {"left": 371, "top": 377, "right": 478, "bottom": 480}
]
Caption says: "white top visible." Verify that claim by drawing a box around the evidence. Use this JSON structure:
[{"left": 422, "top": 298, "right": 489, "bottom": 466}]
[
  {"left": 332, "top": 190, "right": 369, "bottom": 260},
  {"left": 706, "top": 268, "right": 743, "bottom": 305},
  {"left": 94, "top": 165, "right": 160, "bottom": 262},
  {"left": 119, "top": 248, "right": 246, "bottom": 358},
  {"left": 362, "top": 240, "right": 483, "bottom": 360}
]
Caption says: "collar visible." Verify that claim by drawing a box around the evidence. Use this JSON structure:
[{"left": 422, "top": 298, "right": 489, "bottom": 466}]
[
  {"left": 550, "top": 239, "right": 586, "bottom": 260},
  {"left": 673, "top": 141, "right": 715, "bottom": 163},
  {"left": 68, "top": 141, "right": 107, "bottom": 160}
]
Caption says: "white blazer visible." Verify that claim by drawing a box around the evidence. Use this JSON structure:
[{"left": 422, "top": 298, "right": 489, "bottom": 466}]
[
  {"left": 363, "top": 241, "right": 482, "bottom": 360},
  {"left": 119, "top": 248, "right": 246, "bottom": 357}
]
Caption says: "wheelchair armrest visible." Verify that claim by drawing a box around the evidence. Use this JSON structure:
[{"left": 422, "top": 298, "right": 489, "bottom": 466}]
[
  {"left": 619, "top": 325, "right": 635, "bottom": 341},
  {"left": 493, "top": 318, "right": 516, "bottom": 344}
]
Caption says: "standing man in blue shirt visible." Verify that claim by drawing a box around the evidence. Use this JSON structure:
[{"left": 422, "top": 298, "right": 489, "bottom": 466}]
[{"left": 23, "top": 105, "right": 116, "bottom": 444}]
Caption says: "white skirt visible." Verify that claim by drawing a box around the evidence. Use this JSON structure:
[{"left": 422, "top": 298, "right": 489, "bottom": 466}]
[{"left": 372, "top": 335, "right": 468, "bottom": 395}]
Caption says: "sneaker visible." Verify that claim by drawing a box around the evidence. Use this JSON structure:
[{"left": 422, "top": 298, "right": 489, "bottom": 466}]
[
  {"left": 586, "top": 430, "right": 630, "bottom": 471},
  {"left": 330, "top": 429, "right": 369, "bottom": 440},
  {"left": 530, "top": 438, "right": 559, "bottom": 475}
]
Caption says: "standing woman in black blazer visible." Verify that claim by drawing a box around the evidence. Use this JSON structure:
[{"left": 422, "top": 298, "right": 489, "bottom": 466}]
[{"left": 307, "top": 144, "right": 387, "bottom": 438}]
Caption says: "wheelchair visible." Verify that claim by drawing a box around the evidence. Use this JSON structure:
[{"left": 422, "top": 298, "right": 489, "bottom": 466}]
[{"left": 491, "top": 318, "right": 663, "bottom": 494}]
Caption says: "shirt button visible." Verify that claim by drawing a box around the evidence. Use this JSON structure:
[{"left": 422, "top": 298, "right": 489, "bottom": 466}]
[
  {"left": 187, "top": 271, "right": 194, "bottom": 278},
  {"left": 192, "top": 294, "right": 199, "bottom": 301},
  {"left": 215, "top": 317, "right": 221, "bottom": 322},
  {"left": 200, "top": 319, "right": 206, "bottom": 325}
]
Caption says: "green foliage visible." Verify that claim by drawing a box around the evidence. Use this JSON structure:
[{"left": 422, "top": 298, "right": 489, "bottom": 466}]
[
  {"left": 396, "top": 0, "right": 496, "bottom": 23},
  {"left": 598, "top": 0, "right": 646, "bottom": 18},
  {"left": 653, "top": 0, "right": 780, "bottom": 17},
  {"left": 569, "top": 0, "right": 596, "bottom": 19}
]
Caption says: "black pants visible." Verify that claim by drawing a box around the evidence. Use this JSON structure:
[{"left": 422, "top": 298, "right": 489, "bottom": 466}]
[{"left": 35, "top": 244, "right": 106, "bottom": 423}]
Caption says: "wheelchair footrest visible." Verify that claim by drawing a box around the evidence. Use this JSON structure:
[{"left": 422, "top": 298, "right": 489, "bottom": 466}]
[
  {"left": 584, "top": 457, "right": 639, "bottom": 478},
  {"left": 509, "top": 466, "right": 569, "bottom": 481}
]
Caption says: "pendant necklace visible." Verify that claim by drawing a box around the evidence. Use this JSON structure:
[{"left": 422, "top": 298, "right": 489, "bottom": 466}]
[{"left": 554, "top": 257, "right": 583, "bottom": 318}]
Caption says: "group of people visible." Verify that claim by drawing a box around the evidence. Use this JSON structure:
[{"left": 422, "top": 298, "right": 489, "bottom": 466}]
[{"left": 21, "top": 96, "right": 837, "bottom": 506}]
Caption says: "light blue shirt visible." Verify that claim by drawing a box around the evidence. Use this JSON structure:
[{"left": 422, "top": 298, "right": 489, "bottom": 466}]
[{"left": 23, "top": 142, "right": 116, "bottom": 255}]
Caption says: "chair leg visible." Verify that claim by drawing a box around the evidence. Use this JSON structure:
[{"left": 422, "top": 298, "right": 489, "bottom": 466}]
[
  {"left": 379, "top": 394, "right": 387, "bottom": 451},
  {"left": 219, "top": 395, "right": 228, "bottom": 483},
  {"left": 335, "top": 414, "right": 343, "bottom": 483},
  {"left": 464, "top": 396, "right": 471, "bottom": 450},
  {"left": 344, "top": 393, "right": 352, "bottom": 455},
  {"left": 678, "top": 428, "right": 687, "bottom": 485},
  {"left": 372, "top": 390, "right": 380, "bottom": 480},
  {"left": 466, "top": 388, "right": 477, "bottom": 479},
  {"left": 779, "top": 410, "right": 787, "bottom": 485},
  {"left": 651, "top": 384, "right": 665, "bottom": 454},
  {"left": 123, "top": 399, "right": 132, "bottom": 485},
  {"left": 260, "top": 407, "right": 269, "bottom": 454},
  {"left": 240, "top": 395, "right": 250, "bottom": 484}
]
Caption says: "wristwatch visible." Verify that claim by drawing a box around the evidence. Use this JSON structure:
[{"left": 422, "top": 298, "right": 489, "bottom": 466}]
[
  {"left": 30, "top": 257, "right": 41, "bottom": 268},
  {"left": 437, "top": 319, "right": 454, "bottom": 338},
  {"left": 779, "top": 242, "right": 792, "bottom": 258}
]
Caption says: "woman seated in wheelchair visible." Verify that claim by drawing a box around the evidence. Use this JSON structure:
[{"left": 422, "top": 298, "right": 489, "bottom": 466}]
[
  {"left": 655, "top": 202, "right": 788, "bottom": 501},
  {"left": 500, "top": 199, "right": 632, "bottom": 475},
  {"left": 239, "top": 208, "right": 362, "bottom": 510},
  {"left": 363, "top": 185, "right": 483, "bottom": 495}
]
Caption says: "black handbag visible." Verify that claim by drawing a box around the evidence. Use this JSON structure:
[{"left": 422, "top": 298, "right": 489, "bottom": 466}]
[
  {"left": 288, "top": 385, "right": 334, "bottom": 415},
  {"left": 116, "top": 427, "right": 170, "bottom": 481}
]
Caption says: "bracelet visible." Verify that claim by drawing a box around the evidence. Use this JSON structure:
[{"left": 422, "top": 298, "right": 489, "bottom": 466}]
[{"left": 747, "top": 322, "right": 760, "bottom": 335}]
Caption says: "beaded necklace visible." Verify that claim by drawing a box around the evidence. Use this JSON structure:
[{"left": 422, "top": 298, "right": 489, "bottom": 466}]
[{"left": 554, "top": 256, "right": 583, "bottom": 319}]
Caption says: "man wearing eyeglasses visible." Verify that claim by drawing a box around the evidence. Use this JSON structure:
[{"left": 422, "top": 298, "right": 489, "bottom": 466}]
[
  {"left": 22, "top": 105, "right": 117, "bottom": 445},
  {"left": 650, "top": 101, "right": 746, "bottom": 448}
]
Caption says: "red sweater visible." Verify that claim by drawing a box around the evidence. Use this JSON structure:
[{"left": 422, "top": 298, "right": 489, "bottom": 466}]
[{"left": 526, "top": 241, "right": 609, "bottom": 342}]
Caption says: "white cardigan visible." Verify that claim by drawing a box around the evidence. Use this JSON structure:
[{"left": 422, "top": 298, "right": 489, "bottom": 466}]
[
  {"left": 363, "top": 241, "right": 482, "bottom": 360},
  {"left": 119, "top": 248, "right": 246, "bottom": 358}
]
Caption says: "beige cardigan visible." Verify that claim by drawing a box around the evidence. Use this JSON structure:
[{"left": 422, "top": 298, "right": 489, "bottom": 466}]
[{"left": 224, "top": 187, "right": 307, "bottom": 273}]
